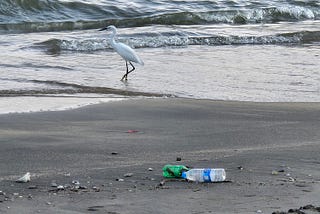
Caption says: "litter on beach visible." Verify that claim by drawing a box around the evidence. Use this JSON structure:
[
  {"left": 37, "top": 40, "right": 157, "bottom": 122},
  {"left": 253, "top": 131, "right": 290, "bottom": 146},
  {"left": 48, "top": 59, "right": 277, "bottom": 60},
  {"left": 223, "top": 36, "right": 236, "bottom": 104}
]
[
  {"left": 163, "top": 165, "right": 227, "bottom": 182},
  {"left": 16, "top": 172, "right": 31, "bottom": 183},
  {"left": 162, "top": 165, "right": 189, "bottom": 178}
]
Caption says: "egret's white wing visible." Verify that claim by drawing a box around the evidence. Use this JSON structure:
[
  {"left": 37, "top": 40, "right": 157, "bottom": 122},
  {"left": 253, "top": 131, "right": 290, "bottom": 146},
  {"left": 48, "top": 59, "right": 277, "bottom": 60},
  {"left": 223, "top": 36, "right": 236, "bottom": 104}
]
[{"left": 114, "top": 42, "right": 144, "bottom": 65}]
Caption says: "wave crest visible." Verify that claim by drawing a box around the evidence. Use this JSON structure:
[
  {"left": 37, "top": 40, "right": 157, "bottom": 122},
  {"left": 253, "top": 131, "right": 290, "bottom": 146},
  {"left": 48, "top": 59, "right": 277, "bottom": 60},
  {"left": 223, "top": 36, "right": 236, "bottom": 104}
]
[{"left": 33, "top": 30, "right": 320, "bottom": 53}]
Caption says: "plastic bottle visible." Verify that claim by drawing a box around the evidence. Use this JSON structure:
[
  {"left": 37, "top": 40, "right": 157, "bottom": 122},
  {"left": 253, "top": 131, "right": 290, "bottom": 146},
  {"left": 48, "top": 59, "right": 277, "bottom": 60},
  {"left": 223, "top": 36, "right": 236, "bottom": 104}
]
[
  {"left": 181, "top": 168, "right": 226, "bottom": 182},
  {"left": 162, "top": 165, "right": 189, "bottom": 178}
]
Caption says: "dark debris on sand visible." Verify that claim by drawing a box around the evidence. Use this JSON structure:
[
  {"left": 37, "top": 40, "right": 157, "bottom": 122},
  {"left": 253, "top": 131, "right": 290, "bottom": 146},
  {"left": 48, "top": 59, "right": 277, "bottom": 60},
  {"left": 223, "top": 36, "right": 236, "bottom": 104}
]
[{"left": 272, "top": 205, "right": 320, "bottom": 214}]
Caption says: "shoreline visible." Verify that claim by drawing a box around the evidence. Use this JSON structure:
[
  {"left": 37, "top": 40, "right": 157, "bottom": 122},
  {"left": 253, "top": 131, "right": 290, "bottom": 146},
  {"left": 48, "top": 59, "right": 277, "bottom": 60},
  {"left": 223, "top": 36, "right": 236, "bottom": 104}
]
[
  {"left": 0, "top": 96, "right": 126, "bottom": 115},
  {"left": 2, "top": 94, "right": 320, "bottom": 116},
  {"left": 0, "top": 98, "right": 320, "bottom": 213}
]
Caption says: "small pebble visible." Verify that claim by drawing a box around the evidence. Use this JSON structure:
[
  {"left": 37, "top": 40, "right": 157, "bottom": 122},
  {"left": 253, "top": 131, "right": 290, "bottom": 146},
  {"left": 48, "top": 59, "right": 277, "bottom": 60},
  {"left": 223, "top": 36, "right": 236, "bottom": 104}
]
[
  {"left": 51, "top": 182, "right": 58, "bottom": 187},
  {"left": 64, "top": 173, "right": 71, "bottom": 177},
  {"left": 159, "top": 180, "right": 165, "bottom": 186},
  {"left": 92, "top": 186, "right": 100, "bottom": 192},
  {"left": 116, "top": 178, "right": 124, "bottom": 182},
  {"left": 72, "top": 180, "right": 80, "bottom": 185},
  {"left": 111, "top": 152, "right": 118, "bottom": 155},
  {"left": 57, "top": 185, "right": 64, "bottom": 190},
  {"left": 124, "top": 173, "right": 133, "bottom": 177},
  {"left": 148, "top": 168, "right": 153, "bottom": 171},
  {"left": 28, "top": 185, "right": 37, "bottom": 189},
  {"left": 73, "top": 185, "right": 80, "bottom": 190},
  {"left": 87, "top": 206, "right": 104, "bottom": 211},
  {"left": 288, "top": 177, "right": 295, "bottom": 182}
]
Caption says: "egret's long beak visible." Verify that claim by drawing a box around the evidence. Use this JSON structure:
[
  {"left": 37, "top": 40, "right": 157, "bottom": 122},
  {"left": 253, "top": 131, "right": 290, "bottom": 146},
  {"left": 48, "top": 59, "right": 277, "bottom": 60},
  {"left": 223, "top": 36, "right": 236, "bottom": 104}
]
[{"left": 99, "top": 27, "right": 108, "bottom": 31}]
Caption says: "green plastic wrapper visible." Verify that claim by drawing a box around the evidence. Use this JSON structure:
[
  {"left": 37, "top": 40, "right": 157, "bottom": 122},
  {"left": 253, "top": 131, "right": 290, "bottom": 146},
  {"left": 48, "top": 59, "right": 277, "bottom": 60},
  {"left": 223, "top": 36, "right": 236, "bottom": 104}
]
[{"left": 162, "top": 165, "right": 189, "bottom": 178}]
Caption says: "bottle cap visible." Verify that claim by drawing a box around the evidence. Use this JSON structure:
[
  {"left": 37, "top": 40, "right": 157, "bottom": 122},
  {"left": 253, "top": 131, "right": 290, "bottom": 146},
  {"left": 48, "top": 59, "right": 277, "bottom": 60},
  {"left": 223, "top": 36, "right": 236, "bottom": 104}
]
[{"left": 181, "top": 172, "right": 187, "bottom": 179}]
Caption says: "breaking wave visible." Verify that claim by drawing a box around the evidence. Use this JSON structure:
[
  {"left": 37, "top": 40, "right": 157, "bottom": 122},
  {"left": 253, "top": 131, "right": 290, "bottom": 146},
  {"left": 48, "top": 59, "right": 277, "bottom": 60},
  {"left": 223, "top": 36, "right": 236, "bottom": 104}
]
[
  {"left": 34, "top": 30, "right": 320, "bottom": 53},
  {"left": 0, "top": 0, "right": 319, "bottom": 33}
]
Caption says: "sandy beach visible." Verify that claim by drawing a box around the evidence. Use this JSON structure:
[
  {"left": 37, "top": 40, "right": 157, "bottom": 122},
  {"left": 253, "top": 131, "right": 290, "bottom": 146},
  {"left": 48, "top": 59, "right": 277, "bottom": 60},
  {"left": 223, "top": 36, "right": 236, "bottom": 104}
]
[
  {"left": 1, "top": 0, "right": 320, "bottom": 213},
  {"left": 0, "top": 98, "right": 320, "bottom": 214}
]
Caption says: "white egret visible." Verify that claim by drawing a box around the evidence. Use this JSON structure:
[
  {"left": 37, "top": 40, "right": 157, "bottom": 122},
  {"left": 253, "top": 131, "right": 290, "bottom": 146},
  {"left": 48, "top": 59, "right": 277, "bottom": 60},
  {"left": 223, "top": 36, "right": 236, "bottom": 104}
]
[{"left": 99, "top": 25, "right": 144, "bottom": 81}]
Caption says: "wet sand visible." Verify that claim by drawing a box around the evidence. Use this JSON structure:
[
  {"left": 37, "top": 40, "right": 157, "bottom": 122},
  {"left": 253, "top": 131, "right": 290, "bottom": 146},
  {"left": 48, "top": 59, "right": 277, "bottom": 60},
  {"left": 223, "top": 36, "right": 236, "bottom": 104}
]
[{"left": 0, "top": 98, "right": 320, "bottom": 214}]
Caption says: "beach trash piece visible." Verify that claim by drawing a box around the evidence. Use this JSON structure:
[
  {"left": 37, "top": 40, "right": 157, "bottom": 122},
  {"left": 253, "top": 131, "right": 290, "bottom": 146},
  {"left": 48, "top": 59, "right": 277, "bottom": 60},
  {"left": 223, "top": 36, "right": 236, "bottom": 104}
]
[
  {"left": 16, "top": 172, "right": 31, "bottom": 183},
  {"left": 127, "top": 130, "right": 139, "bottom": 133},
  {"left": 72, "top": 180, "right": 80, "bottom": 185},
  {"left": 181, "top": 168, "right": 226, "bottom": 182},
  {"left": 162, "top": 165, "right": 189, "bottom": 178}
]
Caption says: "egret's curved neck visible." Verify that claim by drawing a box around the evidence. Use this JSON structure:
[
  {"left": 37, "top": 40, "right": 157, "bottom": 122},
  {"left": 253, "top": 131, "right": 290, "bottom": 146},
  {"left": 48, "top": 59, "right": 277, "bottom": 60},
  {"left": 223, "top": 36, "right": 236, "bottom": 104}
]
[{"left": 109, "top": 29, "right": 117, "bottom": 48}]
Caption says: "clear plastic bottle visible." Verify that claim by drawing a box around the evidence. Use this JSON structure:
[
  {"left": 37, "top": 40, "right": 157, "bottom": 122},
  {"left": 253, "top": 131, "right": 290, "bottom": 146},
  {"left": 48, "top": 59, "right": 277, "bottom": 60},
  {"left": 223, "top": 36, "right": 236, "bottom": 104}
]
[{"left": 181, "top": 168, "right": 226, "bottom": 182}]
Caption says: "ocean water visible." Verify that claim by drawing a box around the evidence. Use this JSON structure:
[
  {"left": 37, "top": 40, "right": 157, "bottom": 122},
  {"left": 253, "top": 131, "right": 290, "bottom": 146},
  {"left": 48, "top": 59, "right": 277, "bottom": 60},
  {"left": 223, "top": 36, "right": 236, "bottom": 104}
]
[{"left": 0, "top": 0, "right": 320, "bottom": 113}]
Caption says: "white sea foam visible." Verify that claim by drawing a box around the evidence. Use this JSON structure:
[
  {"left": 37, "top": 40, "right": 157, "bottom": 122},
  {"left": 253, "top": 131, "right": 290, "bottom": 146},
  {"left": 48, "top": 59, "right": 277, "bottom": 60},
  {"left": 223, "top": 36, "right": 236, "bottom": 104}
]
[{"left": 0, "top": 96, "right": 125, "bottom": 114}]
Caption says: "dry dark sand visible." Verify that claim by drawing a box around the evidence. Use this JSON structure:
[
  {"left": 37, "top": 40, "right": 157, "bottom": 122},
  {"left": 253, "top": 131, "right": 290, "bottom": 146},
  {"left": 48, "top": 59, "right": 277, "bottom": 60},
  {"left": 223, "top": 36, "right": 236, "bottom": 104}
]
[{"left": 0, "top": 98, "right": 320, "bottom": 214}]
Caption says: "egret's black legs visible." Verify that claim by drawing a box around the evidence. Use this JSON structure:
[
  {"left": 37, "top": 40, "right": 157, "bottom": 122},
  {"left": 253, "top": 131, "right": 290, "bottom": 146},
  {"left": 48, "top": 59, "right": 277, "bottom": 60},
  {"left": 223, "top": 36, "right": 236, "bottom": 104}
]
[
  {"left": 121, "top": 61, "right": 135, "bottom": 81},
  {"left": 121, "top": 61, "right": 129, "bottom": 81},
  {"left": 127, "top": 61, "right": 135, "bottom": 76}
]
